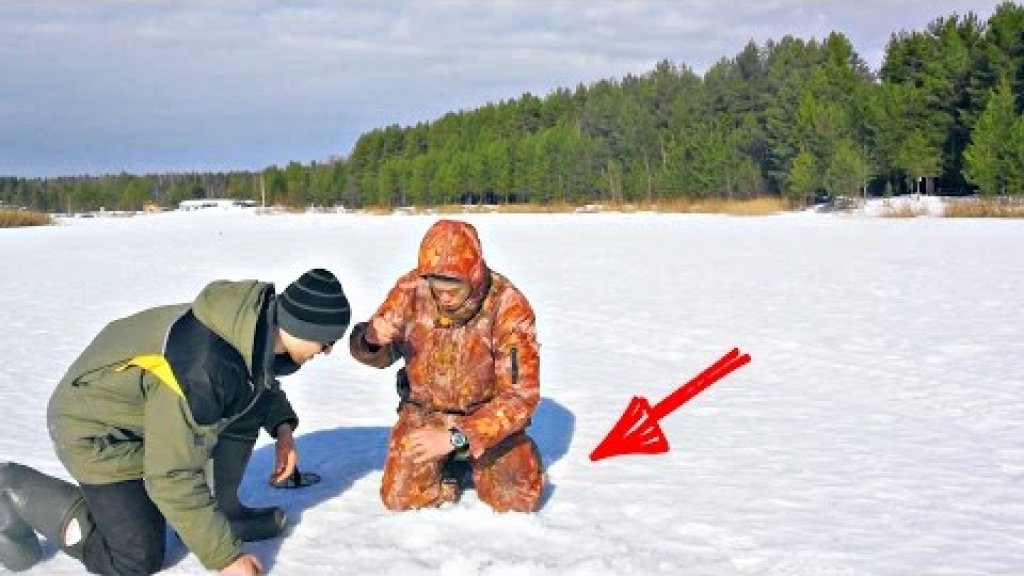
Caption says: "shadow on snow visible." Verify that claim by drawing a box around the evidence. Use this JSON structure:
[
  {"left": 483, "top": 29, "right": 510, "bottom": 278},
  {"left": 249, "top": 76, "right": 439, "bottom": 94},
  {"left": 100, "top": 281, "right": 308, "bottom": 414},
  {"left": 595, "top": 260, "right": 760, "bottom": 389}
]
[{"left": 163, "top": 397, "right": 574, "bottom": 570}]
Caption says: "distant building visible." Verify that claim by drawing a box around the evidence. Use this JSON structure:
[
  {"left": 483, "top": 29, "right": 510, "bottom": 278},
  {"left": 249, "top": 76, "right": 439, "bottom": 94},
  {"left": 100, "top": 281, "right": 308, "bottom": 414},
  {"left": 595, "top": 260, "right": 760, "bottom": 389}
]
[{"left": 178, "top": 199, "right": 257, "bottom": 211}]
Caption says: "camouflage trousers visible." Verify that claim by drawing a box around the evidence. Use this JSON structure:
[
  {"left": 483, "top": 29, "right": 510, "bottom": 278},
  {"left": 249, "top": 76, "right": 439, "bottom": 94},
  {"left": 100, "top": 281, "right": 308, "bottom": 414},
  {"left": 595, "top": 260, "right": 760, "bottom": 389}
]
[{"left": 381, "top": 407, "right": 544, "bottom": 513}]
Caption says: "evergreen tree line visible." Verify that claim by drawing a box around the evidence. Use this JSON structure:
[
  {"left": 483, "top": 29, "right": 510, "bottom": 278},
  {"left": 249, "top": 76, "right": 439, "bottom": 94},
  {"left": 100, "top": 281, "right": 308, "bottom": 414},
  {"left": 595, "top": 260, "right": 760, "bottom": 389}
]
[
  {"left": 2, "top": 3, "right": 1022, "bottom": 213},
  {"left": 0, "top": 161, "right": 347, "bottom": 214}
]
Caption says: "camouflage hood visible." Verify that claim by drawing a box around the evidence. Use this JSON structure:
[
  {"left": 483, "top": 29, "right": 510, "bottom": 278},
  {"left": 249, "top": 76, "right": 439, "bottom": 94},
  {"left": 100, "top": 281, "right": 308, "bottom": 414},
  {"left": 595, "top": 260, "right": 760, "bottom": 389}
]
[
  {"left": 417, "top": 220, "right": 492, "bottom": 325},
  {"left": 417, "top": 219, "right": 489, "bottom": 291}
]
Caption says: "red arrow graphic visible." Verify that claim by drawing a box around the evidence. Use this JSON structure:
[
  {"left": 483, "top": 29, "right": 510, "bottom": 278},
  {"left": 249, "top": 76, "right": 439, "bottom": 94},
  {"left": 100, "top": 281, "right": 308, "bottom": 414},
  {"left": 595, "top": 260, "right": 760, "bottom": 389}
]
[{"left": 590, "top": 348, "right": 751, "bottom": 462}]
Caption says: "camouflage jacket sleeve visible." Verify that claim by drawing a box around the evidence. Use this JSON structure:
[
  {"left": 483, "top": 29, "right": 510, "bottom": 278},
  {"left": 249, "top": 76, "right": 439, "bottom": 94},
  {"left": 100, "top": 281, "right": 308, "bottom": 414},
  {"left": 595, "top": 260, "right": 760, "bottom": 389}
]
[
  {"left": 455, "top": 290, "right": 540, "bottom": 459},
  {"left": 349, "top": 273, "right": 415, "bottom": 369},
  {"left": 142, "top": 382, "right": 240, "bottom": 570},
  {"left": 348, "top": 322, "right": 397, "bottom": 368}
]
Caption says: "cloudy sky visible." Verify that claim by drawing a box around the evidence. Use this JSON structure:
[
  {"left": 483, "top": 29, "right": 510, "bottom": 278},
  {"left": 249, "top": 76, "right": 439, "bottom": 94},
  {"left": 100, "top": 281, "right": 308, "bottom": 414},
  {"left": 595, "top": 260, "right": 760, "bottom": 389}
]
[{"left": 0, "top": 1, "right": 999, "bottom": 177}]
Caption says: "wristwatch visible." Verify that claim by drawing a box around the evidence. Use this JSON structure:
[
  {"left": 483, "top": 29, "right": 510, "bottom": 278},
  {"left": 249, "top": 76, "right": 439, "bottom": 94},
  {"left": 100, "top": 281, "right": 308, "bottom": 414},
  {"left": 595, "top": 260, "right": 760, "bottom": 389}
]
[{"left": 449, "top": 428, "right": 469, "bottom": 450}]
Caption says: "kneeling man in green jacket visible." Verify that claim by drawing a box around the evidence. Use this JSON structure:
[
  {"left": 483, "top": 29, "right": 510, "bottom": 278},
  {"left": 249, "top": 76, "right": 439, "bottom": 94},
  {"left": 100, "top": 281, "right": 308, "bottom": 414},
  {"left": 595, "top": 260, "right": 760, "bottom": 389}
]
[{"left": 0, "top": 268, "right": 350, "bottom": 575}]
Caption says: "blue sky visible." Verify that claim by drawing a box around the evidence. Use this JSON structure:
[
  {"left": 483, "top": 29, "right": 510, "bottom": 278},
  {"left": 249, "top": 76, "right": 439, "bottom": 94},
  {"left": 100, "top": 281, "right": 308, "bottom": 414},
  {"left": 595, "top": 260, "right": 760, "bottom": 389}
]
[{"left": 0, "top": 1, "right": 1000, "bottom": 177}]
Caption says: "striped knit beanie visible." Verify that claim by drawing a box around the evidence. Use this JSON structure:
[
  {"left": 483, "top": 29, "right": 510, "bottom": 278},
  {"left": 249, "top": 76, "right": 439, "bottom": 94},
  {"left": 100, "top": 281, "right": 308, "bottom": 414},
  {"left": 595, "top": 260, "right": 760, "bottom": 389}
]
[{"left": 275, "top": 268, "right": 351, "bottom": 343}]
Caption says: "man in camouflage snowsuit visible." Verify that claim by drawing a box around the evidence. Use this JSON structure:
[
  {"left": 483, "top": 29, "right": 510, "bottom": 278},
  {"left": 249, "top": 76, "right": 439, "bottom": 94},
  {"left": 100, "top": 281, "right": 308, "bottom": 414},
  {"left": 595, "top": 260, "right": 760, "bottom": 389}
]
[{"left": 350, "top": 219, "right": 544, "bottom": 513}]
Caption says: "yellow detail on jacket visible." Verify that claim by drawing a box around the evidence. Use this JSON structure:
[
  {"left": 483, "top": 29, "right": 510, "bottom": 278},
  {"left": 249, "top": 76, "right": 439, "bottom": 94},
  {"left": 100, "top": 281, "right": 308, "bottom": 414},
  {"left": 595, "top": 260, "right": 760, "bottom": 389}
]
[{"left": 118, "top": 354, "right": 184, "bottom": 399}]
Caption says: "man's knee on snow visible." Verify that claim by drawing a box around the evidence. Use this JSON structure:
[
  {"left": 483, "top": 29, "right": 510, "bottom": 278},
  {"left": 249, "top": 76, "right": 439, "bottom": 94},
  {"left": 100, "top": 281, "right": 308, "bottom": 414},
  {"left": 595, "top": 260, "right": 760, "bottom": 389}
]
[
  {"left": 475, "top": 477, "right": 542, "bottom": 513},
  {"left": 380, "top": 486, "right": 411, "bottom": 511},
  {"left": 381, "top": 482, "right": 458, "bottom": 511},
  {"left": 472, "top": 434, "right": 544, "bottom": 513},
  {"left": 108, "top": 553, "right": 164, "bottom": 576}
]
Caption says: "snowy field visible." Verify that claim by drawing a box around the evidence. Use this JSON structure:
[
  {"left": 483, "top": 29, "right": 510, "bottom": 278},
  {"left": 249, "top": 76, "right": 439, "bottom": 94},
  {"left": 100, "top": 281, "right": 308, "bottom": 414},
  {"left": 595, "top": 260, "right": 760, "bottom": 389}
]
[{"left": 1, "top": 210, "right": 1022, "bottom": 575}]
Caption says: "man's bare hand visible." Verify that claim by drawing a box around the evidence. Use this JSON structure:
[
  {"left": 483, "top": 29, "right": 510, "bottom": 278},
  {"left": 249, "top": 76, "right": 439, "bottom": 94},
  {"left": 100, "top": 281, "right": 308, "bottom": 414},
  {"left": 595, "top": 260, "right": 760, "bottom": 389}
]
[
  {"left": 271, "top": 423, "right": 297, "bottom": 484},
  {"left": 407, "top": 429, "right": 454, "bottom": 464},
  {"left": 219, "top": 553, "right": 263, "bottom": 575},
  {"left": 366, "top": 316, "right": 399, "bottom": 346}
]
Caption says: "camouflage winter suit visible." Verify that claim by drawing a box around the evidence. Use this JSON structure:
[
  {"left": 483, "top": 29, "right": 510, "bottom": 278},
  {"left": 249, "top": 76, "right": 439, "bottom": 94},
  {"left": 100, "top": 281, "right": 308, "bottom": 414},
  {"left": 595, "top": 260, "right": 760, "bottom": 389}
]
[{"left": 350, "top": 220, "right": 544, "bottom": 512}]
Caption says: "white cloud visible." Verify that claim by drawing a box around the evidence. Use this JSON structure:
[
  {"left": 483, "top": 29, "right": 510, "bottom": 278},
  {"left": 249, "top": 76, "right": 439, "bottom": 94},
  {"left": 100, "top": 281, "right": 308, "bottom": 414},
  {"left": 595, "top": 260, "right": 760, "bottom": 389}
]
[{"left": 0, "top": 0, "right": 1002, "bottom": 176}]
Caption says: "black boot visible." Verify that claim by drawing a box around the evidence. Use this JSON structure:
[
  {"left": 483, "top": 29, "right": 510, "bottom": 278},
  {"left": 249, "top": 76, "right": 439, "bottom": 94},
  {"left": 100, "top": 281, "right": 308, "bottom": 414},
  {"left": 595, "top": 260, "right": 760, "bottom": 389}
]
[
  {"left": 0, "top": 462, "right": 93, "bottom": 571},
  {"left": 211, "top": 439, "right": 285, "bottom": 542},
  {"left": 0, "top": 489, "right": 40, "bottom": 572}
]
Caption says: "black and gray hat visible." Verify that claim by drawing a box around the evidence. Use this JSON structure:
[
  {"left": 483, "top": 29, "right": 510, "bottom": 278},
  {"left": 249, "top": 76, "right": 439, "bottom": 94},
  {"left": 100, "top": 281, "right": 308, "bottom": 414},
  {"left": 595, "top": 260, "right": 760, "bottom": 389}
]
[{"left": 275, "top": 268, "right": 351, "bottom": 343}]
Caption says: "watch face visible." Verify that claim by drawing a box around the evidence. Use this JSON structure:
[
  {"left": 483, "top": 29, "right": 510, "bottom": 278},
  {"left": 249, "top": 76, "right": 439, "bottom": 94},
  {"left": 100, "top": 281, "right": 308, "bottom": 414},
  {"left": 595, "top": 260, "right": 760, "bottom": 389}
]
[{"left": 451, "top": 430, "right": 468, "bottom": 448}]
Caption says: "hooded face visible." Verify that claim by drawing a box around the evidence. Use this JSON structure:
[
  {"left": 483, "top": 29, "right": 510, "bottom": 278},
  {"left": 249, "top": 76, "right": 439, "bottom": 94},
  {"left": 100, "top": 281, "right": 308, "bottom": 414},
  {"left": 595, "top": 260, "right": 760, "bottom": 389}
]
[
  {"left": 417, "top": 220, "right": 490, "bottom": 321},
  {"left": 426, "top": 274, "right": 473, "bottom": 312}
]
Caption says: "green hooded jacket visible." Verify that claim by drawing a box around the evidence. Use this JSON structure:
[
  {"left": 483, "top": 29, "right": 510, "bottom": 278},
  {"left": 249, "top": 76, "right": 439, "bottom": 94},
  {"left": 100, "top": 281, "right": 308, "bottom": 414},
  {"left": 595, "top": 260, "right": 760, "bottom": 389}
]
[{"left": 47, "top": 280, "right": 297, "bottom": 570}]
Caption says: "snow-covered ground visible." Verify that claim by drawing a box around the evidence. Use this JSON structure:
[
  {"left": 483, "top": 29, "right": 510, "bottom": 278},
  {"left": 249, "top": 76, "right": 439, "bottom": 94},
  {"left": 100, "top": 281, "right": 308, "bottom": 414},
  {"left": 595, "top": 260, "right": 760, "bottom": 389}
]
[
  {"left": 1, "top": 210, "right": 1021, "bottom": 575},
  {"left": 859, "top": 194, "right": 946, "bottom": 217}
]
